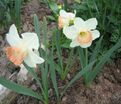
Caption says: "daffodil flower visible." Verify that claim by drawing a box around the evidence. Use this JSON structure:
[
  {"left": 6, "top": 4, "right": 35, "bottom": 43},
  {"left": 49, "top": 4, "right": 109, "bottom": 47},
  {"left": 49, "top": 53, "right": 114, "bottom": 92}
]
[
  {"left": 63, "top": 17, "right": 100, "bottom": 48},
  {"left": 5, "top": 24, "right": 44, "bottom": 67},
  {"left": 58, "top": 10, "right": 75, "bottom": 29}
]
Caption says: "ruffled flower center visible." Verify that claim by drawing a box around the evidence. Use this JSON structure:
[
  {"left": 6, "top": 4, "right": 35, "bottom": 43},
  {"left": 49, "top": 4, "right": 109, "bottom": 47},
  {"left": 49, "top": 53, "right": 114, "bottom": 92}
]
[
  {"left": 69, "top": 19, "right": 74, "bottom": 26},
  {"left": 5, "top": 43, "right": 28, "bottom": 66},
  {"left": 77, "top": 31, "right": 92, "bottom": 44}
]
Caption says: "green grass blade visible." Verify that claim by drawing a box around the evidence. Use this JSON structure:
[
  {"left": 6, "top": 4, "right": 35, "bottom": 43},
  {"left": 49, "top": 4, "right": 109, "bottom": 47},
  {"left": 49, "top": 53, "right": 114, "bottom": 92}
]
[
  {"left": 49, "top": 36, "right": 59, "bottom": 99},
  {"left": 0, "top": 76, "right": 42, "bottom": 100},
  {"left": 15, "top": 0, "right": 21, "bottom": 29},
  {"left": 78, "top": 47, "right": 85, "bottom": 69},
  {"left": 40, "top": 17, "right": 49, "bottom": 103},
  {"left": 54, "top": 29, "right": 64, "bottom": 75},
  {"left": 93, "top": 0, "right": 99, "bottom": 15},
  {"left": 42, "top": 17, "right": 48, "bottom": 49},
  {"left": 61, "top": 61, "right": 95, "bottom": 96},
  {"left": 49, "top": 54, "right": 59, "bottom": 100},
  {"left": 55, "top": 62, "right": 62, "bottom": 75},
  {"left": 87, "top": 0, "right": 93, "bottom": 17},
  {"left": 0, "top": 1, "right": 6, "bottom": 9},
  {"left": 87, "top": 37, "right": 121, "bottom": 85},
  {"left": 34, "top": 14, "right": 41, "bottom": 43},
  {"left": 34, "top": 14, "right": 42, "bottom": 55},
  {"left": 47, "top": 0, "right": 59, "bottom": 14},
  {"left": 89, "top": 36, "right": 103, "bottom": 63}
]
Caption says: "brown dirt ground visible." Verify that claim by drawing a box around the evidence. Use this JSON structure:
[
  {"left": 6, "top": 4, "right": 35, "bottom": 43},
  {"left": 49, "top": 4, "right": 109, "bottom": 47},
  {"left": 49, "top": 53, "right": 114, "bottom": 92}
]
[
  {"left": 61, "top": 59, "right": 121, "bottom": 104},
  {"left": 10, "top": 59, "right": 121, "bottom": 104},
  {"left": 1, "top": 0, "right": 121, "bottom": 104}
]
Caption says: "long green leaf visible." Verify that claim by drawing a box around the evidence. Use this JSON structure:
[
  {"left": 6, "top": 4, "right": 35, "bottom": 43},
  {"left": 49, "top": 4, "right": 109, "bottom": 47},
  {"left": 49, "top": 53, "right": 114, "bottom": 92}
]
[
  {"left": 49, "top": 38, "right": 59, "bottom": 99},
  {"left": 89, "top": 36, "right": 103, "bottom": 62},
  {"left": 0, "top": 76, "right": 42, "bottom": 100},
  {"left": 34, "top": 14, "right": 42, "bottom": 55},
  {"left": 40, "top": 17, "right": 49, "bottom": 103},
  {"left": 23, "top": 63, "right": 44, "bottom": 95},
  {"left": 15, "top": 0, "right": 21, "bottom": 29},
  {"left": 78, "top": 47, "right": 85, "bottom": 69},
  {"left": 24, "top": 63, "right": 49, "bottom": 104},
  {"left": 54, "top": 29, "right": 64, "bottom": 75},
  {"left": 49, "top": 54, "right": 59, "bottom": 100},
  {"left": 0, "top": 0, "right": 6, "bottom": 9},
  {"left": 87, "top": 37, "right": 121, "bottom": 85},
  {"left": 47, "top": 0, "right": 59, "bottom": 14},
  {"left": 34, "top": 14, "right": 41, "bottom": 42}
]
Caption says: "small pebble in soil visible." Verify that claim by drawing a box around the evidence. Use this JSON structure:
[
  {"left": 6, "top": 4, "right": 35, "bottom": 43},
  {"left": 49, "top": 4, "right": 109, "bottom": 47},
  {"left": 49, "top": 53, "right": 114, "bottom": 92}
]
[
  {"left": 62, "top": 96, "right": 67, "bottom": 102},
  {"left": 31, "top": 84, "right": 37, "bottom": 91},
  {"left": 67, "top": 73, "right": 71, "bottom": 80},
  {"left": 48, "top": 88, "right": 53, "bottom": 97}
]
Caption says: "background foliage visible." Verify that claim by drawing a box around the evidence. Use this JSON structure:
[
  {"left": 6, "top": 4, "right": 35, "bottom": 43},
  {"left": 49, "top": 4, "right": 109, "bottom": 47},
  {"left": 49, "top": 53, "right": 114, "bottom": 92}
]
[
  {"left": 0, "top": 0, "right": 28, "bottom": 30},
  {"left": 70, "top": 0, "right": 121, "bottom": 58}
]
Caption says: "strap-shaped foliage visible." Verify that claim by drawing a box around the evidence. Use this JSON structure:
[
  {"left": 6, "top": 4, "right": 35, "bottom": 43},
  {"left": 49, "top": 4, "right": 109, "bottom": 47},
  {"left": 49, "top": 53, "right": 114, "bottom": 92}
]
[
  {"left": 86, "top": 37, "right": 121, "bottom": 85},
  {"left": 0, "top": 76, "right": 42, "bottom": 100}
]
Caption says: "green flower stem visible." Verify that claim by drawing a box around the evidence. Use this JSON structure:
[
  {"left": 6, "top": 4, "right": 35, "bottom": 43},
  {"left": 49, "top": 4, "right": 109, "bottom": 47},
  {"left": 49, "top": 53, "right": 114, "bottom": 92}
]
[
  {"left": 64, "top": 0, "right": 68, "bottom": 11},
  {"left": 84, "top": 48, "right": 88, "bottom": 83},
  {"left": 85, "top": 48, "right": 88, "bottom": 66}
]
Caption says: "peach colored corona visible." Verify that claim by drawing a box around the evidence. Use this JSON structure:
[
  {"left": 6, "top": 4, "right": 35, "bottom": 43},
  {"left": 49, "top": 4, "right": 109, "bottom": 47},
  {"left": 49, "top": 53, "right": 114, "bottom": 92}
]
[
  {"left": 5, "top": 47, "right": 27, "bottom": 66},
  {"left": 58, "top": 16, "right": 64, "bottom": 29},
  {"left": 77, "top": 31, "right": 93, "bottom": 45}
]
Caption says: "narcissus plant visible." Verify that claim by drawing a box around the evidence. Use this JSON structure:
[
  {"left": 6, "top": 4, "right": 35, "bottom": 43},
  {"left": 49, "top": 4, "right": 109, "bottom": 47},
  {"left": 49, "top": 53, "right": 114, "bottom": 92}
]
[
  {"left": 5, "top": 24, "right": 44, "bottom": 67},
  {"left": 58, "top": 10, "right": 75, "bottom": 29},
  {"left": 63, "top": 17, "right": 100, "bottom": 48}
]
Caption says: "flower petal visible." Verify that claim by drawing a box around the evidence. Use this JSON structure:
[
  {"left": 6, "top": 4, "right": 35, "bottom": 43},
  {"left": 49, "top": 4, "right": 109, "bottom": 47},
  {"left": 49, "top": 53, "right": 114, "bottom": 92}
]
[
  {"left": 91, "top": 30, "right": 100, "bottom": 40},
  {"left": 59, "top": 10, "right": 75, "bottom": 28},
  {"left": 24, "top": 50, "right": 44, "bottom": 67},
  {"left": 18, "top": 64, "right": 28, "bottom": 81},
  {"left": 85, "top": 18, "right": 97, "bottom": 30},
  {"left": 60, "top": 10, "right": 75, "bottom": 18},
  {"left": 21, "top": 32, "right": 39, "bottom": 50},
  {"left": 80, "top": 42, "right": 92, "bottom": 48},
  {"left": 60, "top": 10, "right": 67, "bottom": 17},
  {"left": 6, "top": 24, "right": 21, "bottom": 46},
  {"left": 70, "top": 39, "right": 80, "bottom": 48},
  {"left": 74, "top": 17, "right": 85, "bottom": 30},
  {"left": 63, "top": 26, "right": 78, "bottom": 39}
]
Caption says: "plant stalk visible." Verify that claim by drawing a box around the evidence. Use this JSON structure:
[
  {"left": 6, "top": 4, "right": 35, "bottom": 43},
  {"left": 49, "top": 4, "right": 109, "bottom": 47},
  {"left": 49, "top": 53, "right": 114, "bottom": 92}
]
[
  {"left": 84, "top": 48, "right": 88, "bottom": 84},
  {"left": 64, "top": 0, "right": 68, "bottom": 10},
  {"left": 85, "top": 48, "right": 88, "bottom": 66}
]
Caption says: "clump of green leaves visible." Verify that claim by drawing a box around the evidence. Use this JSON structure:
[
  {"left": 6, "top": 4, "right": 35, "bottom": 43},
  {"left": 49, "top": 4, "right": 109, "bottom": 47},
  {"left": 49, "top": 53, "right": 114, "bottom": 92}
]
[
  {"left": 0, "top": 0, "right": 12, "bottom": 29},
  {"left": 0, "top": 0, "right": 25, "bottom": 30}
]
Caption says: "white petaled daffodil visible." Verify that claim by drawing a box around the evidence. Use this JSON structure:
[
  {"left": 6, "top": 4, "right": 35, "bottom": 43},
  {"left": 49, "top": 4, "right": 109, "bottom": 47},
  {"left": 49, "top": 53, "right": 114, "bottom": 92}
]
[
  {"left": 5, "top": 24, "right": 44, "bottom": 67},
  {"left": 63, "top": 17, "right": 100, "bottom": 48},
  {"left": 58, "top": 10, "right": 76, "bottom": 29}
]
